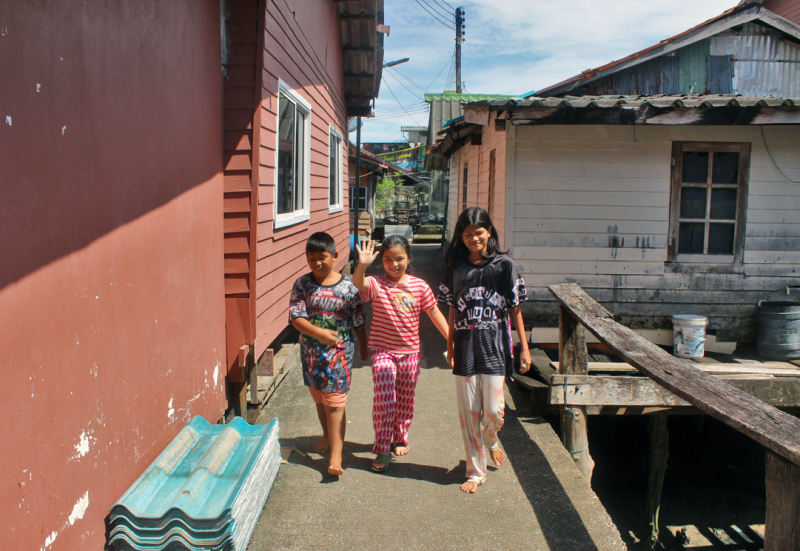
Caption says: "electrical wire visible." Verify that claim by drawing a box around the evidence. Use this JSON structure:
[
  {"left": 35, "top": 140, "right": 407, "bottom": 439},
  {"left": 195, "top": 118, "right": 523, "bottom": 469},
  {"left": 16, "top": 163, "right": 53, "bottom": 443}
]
[
  {"left": 465, "top": 41, "right": 497, "bottom": 94},
  {"left": 425, "top": 52, "right": 455, "bottom": 92},
  {"left": 387, "top": 67, "right": 427, "bottom": 93},
  {"left": 761, "top": 126, "right": 800, "bottom": 183},
  {"left": 381, "top": 78, "right": 425, "bottom": 126},
  {"left": 420, "top": 0, "right": 454, "bottom": 20},
  {"left": 430, "top": 0, "right": 456, "bottom": 17},
  {"left": 413, "top": 0, "right": 455, "bottom": 30},
  {"left": 384, "top": 70, "right": 424, "bottom": 99},
  {"left": 437, "top": 0, "right": 458, "bottom": 11}
]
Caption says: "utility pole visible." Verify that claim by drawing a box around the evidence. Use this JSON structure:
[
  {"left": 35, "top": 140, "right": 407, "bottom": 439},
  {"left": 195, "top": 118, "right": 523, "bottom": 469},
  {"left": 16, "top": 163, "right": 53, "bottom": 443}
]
[{"left": 455, "top": 7, "right": 464, "bottom": 93}]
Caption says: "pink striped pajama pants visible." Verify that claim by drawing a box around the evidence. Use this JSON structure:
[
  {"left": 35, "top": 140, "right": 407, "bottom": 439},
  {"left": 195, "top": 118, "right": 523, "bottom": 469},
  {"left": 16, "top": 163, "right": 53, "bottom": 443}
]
[
  {"left": 455, "top": 374, "right": 506, "bottom": 484},
  {"left": 370, "top": 348, "right": 421, "bottom": 455}
]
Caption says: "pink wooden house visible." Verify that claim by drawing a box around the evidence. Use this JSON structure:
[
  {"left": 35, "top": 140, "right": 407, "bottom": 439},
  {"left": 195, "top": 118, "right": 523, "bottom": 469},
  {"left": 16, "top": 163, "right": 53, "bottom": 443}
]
[{"left": 0, "top": 1, "right": 383, "bottom": 549}]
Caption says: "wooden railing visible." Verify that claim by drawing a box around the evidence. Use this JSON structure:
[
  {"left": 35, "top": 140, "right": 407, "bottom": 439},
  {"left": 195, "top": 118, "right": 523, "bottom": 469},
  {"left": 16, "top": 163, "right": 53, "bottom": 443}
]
[{"left": 548, "top": 283, "right": 800, "bottom": 551}]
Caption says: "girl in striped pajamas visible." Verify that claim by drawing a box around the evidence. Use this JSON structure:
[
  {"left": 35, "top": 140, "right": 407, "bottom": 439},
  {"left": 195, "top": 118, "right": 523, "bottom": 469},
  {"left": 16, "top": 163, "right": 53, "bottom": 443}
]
[{"left": 353, "top": 235, "right": 449, "bottom": 473}]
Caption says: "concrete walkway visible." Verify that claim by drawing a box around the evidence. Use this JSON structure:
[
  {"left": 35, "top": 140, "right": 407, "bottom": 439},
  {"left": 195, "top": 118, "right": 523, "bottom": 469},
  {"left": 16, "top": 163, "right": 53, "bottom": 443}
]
[{"left": 249, "top": 244, "right": 625, "bottom": 551}]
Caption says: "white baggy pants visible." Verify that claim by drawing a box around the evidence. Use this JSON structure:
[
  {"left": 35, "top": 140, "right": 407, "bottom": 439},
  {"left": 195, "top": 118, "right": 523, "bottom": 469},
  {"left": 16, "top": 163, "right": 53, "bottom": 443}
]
[{"left": 454, "top": 374, "right": 505, "bottom": 483}]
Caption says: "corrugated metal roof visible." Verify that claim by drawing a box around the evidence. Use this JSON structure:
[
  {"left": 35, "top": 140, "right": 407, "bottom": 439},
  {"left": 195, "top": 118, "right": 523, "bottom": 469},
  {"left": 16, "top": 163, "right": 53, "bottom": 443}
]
[
  {"left": 339, "top": 0, "right": 385, "bottom": 116},
  {"left": 423, "top": 93, "right": 513, "bottom": 102},
  {"left": 476, "top": 94, "right": 800, "bottom": 110},
  {"left": 107, "top": 416, "right": 280, "bottom": 551},
  {"left": 533, "top": 4, "right": 800, "bottom": 97}
]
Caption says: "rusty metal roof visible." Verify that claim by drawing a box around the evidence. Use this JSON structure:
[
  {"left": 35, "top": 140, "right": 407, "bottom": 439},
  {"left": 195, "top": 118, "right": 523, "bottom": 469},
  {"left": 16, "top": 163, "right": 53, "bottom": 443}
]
[
  {"left": 339, "top": 0, "right": 385, "bottom": 117},
  {"left": 474, "top": 94, "right": 800, "bottom": 110},
  {"left": 534, "top": 3, "right": 800, "bottom": 97}
]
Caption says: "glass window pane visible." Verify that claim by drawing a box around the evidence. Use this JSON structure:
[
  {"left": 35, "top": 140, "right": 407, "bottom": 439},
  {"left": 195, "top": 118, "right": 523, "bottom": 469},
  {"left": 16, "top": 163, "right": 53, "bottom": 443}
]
[
  {"left": 329, "top": 135, "right": 337, "bottom": 205},
  {"left": 678, "top": 222, "right": 705, "bottom": 254},
  {"left": 294, "top": 110, "right": 306, "bottom": 212},
  {"left": 708, "top": 223, "right": 735, "bottom": 255},
  {"left": 277, "top": 95, "right": 296, "bottom": 215},
  {"left": 680, "top": 186, "right": 707, "bottom": 219},
  {"left": 712, "top": 152, "right": 739, "bottom": 184},
  {"left": 710, "top": 188, "right": 737, "bottom": 220},
  {"left": 682, "top": 151, "right": 708, "bottom": 183}
]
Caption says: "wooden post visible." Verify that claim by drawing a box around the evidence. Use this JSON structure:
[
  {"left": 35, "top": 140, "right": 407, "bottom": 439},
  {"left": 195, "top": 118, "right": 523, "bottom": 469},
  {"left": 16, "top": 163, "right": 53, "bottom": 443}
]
[
  {"left": 645, "top": 415, "right": 669, "bottom": 551},
  {"left": 558, "top": 305, "right": 594, "bottom": 481},
  {"left": 764, "top": 451, "right": 800, "bottom": 550}
]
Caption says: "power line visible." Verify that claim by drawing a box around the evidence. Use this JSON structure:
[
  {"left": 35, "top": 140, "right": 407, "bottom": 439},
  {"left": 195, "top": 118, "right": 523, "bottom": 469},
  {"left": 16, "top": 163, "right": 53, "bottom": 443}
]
[
  {"left": 425, "top": 52, "right": 455, "bottom": 92},
  {"left": 387, "top": 67, "right": 427, "bottom": 93},
  {"left": 430, "top": 0, "right": 456, "bottom": 17},
  {"left": 384, "top": 70, "right": 424, "bottom": 99},
  {"left": 381, "top": 78, "right": 425, "bottom": 126},
  {"left": 438, "top": 0, "right": 458, "bottom": 11},
  {"left": 420, "top": 0, "right": 454, "bottom": 20},
  {"left": 413, "top": 0, "right": 455, "bottom": 30}
]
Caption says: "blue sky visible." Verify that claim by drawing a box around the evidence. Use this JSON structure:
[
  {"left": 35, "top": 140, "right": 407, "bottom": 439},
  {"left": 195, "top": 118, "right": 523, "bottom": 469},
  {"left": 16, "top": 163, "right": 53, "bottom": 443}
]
[{"left": 359, "top": 0, "right": 738, "bottom": 143}]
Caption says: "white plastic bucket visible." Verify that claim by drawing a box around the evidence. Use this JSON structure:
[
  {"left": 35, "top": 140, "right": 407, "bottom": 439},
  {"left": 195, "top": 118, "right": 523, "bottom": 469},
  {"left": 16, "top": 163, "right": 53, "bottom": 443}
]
[{"left": 672, "top": 315, "right": 708, "bottom": 358}]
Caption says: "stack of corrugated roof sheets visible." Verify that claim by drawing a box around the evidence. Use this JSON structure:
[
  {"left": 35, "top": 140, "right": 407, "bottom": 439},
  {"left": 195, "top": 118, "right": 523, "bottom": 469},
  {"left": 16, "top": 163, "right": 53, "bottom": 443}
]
[{"left": 107, "top": 416, "right": 280, "bottom": 551}]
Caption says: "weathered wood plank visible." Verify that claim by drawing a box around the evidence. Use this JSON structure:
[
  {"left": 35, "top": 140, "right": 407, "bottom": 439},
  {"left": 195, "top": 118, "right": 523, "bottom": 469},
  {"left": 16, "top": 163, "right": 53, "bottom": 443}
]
[
  {"left": 559, "top": 306, "right": 595, "bottom": 481},
  {"left": 549, "top": 375, "right": 800, "bottom": 407},
  {"left": 548, "top": 282, "right": 800, "bottom": 465},
  {"left": 551, "top": 361, "right": 800, "bottom": 376},
  {"left": 645, "top": 415, "right": 668, "bottom": 551},
  {"left": 764, "top": 451, "right": 800, "bottom": 551}
]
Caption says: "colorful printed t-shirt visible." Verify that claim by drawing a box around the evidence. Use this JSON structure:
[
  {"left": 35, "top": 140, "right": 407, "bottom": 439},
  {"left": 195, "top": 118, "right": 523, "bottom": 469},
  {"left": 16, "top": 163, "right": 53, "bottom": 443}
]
[
  {"left": 288, "top": 273, "right": 365, "bottom": 393},
  {"left": 438, "top": 254, "right": 526, "bottom": 377},
  {"left": 361, "top": 274, "right": 436, "bottom": 353}
]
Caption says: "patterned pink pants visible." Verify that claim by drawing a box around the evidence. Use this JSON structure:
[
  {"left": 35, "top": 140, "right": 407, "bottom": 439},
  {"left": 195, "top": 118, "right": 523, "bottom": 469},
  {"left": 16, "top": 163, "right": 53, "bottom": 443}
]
[
  {"left": 455, "top": 374, "right": 505, "bottom": 483},
  {"left": 370, "top": 348, "right": 421, "bottom": 455}
]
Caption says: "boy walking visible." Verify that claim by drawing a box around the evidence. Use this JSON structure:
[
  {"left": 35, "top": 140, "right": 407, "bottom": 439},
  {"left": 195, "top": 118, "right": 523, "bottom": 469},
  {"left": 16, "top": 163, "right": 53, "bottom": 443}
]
[{"left": 289, "top": 232, "right": 367, "bottom": 475}]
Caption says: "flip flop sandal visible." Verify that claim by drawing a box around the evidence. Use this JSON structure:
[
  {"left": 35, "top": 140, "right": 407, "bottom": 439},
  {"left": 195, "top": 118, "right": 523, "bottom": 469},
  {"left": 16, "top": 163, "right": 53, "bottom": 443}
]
[{"left": 371, "top": 453, "right": 391, "bottom": 473}]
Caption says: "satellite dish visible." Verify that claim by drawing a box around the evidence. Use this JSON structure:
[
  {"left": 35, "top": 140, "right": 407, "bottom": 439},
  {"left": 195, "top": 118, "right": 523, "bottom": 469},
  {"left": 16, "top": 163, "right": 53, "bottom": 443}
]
[{"left": 348, "top": 119, "right": 363, "bottom": 133}]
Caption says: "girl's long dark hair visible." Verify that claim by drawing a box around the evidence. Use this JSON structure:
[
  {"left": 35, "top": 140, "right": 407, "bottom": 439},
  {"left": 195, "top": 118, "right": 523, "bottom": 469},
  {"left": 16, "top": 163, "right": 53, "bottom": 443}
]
[{"left": 445, "top": 206, "right": 506, "bottom": 268}]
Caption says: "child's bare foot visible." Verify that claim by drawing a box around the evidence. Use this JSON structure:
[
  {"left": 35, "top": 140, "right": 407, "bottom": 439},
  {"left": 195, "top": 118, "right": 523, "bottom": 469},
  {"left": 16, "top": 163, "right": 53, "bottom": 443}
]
[
  {"left": 489, "top": 447, "right": 505, "bottom": 467},
  {"left": 327, "top": 464, "right": 344, "bottom": 476},
  {"left": 313, "top": 437, "right": 329, "bottom": 454},
  {"left": 392, "top": 443, "right": 410, "bottom": 456},
  {"left": 460, "top": 480, "right": 480, "bottom": 493}
]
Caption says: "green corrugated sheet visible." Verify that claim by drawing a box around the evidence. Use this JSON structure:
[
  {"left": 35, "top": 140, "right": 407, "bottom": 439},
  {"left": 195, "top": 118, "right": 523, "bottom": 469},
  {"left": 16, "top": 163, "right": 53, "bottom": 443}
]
[
  {"left": 678, "top": 40, "right": 710, "bottom": 95},
  {"left": 424, "top": 93, "right": 513, "bottom": 102}
]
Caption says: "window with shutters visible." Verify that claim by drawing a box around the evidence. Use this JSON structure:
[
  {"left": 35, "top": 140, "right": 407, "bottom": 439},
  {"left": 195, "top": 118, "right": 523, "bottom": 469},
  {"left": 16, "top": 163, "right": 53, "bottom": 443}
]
[{"left": 668, "top": 142, "right": 750, "bottom": 263}]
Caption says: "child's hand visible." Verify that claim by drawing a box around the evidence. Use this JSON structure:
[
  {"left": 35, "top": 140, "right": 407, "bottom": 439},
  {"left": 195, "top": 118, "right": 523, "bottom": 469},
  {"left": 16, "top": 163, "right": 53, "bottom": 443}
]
[
  {"left": 355, "top": 239, "right": 380, "bottom": 268},
  {"left": 318, "top": 329, "right": 342, "bottom": 347},
  {"left": 359, "top": 342, "right": 368, "bottom": 361},
  {"left": 520, "top": 348, "right": 533, "bottom": 374}
]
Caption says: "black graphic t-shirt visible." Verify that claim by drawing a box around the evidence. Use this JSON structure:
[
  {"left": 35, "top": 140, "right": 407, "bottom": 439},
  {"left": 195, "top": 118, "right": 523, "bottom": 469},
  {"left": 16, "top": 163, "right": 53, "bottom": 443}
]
[{"left": 438, "top": 254, "right": 526, "bottom": 377}]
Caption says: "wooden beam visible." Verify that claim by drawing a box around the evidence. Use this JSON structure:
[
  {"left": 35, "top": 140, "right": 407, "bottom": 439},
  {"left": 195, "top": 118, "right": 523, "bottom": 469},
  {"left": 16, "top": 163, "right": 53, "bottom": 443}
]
[
  {"left": 558, "top": 305, "right": 595, "bottom": 481},
  {"left": 645, "top": 416, "right": 669, "bottom": 551},
  {"left": 765, "top": 450, "right": 800, "bottom": 550},
  {"left": 548, "top": 283, "right": 800, "bottom": 466},
  {"left": 549, "top": 375, "right": 800, "bottom": 407}
]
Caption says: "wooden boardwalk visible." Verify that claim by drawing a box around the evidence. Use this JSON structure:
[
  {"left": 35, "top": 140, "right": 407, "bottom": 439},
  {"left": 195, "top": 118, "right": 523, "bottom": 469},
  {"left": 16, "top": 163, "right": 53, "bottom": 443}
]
[{"left": 246, "top": 245, "right": 626, "bottom": 551}]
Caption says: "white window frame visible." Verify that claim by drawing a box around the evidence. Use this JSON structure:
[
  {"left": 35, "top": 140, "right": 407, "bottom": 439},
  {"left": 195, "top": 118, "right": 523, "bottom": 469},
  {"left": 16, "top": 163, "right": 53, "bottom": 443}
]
[
  {"left": 274, "top": 79, "right": 312, "bottom": 229},
  {"left": 350, "top": 186, "right": 367, "bottom": 210},
  {"left": 328, "top": 125, "right": 344, "bottom": 214}
]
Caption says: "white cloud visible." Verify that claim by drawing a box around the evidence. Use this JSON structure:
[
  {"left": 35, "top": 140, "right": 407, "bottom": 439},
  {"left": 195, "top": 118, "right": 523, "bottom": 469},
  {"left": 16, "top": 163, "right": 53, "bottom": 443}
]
[{"left": 361, "top": 0, "right": 737, "bottom": 142}]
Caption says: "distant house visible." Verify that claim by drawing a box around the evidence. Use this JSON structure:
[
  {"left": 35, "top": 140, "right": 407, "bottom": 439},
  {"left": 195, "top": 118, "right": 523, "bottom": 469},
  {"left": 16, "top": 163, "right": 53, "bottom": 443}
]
[
  {"left": 429, "top": 1, "right": 800, "bottom": 345},
  {"left": 0, "top": 1, "right": 383, "bottom": 549},
  {"left": 424, "top": 93, "right": 513, "bottom": 235}
]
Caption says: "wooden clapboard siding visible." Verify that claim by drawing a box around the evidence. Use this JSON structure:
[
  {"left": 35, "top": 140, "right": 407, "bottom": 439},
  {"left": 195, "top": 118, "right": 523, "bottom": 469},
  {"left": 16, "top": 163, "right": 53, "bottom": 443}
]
[
  {"left": 223, "top": 0, "right": 259, "bottom": 307},
  {"left": 252, "top": 0, "right": 349, "bottom": 359},
  {"left": 763, "top": 0, "right": 800, "bottom": 26},
  {"left": 444, "top": 112, "right": 508, "bottom": 246},
  {"left": 513, "top": 124, "right": 800, "bottom": 341}
]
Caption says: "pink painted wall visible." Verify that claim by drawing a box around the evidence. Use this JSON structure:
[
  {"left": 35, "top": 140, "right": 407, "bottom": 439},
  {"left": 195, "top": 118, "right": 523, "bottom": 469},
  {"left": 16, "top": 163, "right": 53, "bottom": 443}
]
[
  {"left": 0, "top": 2, "right": 227, "bottom": 549},
  {"left": 448, "top": 113, "right": 509, "bottom": 247},
  {"left": 253, "top": 0, "right": 351, "bottom": 358}
]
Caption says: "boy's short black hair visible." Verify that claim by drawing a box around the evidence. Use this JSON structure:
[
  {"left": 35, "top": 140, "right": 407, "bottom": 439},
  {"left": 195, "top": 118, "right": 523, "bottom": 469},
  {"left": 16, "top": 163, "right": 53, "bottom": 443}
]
[{"left": 306, "top": 232, "right": 336, "bottom": 255}]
